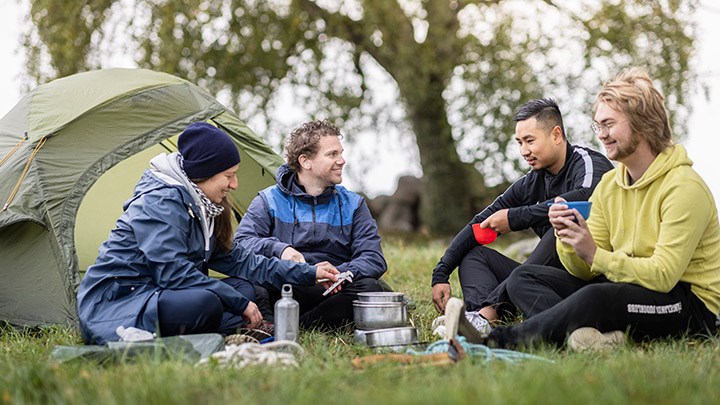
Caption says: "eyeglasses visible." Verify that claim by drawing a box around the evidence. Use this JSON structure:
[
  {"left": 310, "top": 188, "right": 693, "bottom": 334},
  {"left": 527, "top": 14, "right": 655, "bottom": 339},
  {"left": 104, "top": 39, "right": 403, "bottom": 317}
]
[{"left": 591, "top": 120, "right": 628, "bottom": 135}]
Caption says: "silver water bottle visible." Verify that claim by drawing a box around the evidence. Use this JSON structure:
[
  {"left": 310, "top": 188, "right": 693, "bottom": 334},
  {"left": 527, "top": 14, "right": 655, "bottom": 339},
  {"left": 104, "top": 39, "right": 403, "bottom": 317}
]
[{"left": 274, "top": 284, "right": 299, "bottom": 342}]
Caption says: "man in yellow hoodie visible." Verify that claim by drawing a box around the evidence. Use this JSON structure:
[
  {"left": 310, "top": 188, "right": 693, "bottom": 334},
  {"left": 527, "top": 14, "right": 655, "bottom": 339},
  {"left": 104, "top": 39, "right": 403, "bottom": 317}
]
[{"left": 447, "top": 67, "right": 720, "bottom": 351}]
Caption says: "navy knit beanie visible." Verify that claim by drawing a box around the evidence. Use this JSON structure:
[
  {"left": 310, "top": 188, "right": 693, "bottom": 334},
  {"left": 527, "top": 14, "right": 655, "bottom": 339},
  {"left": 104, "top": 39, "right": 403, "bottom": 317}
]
[{"left": 178, "top": 122, "right": 241, "bottom": 179}]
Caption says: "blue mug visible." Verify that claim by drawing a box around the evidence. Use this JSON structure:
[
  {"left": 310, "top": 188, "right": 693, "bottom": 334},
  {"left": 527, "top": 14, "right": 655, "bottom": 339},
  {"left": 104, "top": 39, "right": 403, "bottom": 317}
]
[{"left": 547, "top": 201, "right": 592, "bottom": 220}]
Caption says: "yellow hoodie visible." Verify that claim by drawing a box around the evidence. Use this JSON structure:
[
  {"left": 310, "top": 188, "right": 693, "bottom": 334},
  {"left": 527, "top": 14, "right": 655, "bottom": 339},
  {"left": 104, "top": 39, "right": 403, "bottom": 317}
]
[{"left": 558, "top": 145, "right": 720, "bottom": 315}]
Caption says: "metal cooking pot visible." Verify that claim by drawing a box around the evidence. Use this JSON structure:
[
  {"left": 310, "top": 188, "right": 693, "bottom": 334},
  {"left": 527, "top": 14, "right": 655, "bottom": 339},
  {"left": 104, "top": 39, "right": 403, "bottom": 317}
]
[
  {"left": 364, "top": 326, "right": 419, "bottom": 348},
  {"left": 356, "top": 292, "right": 405, "bottom": 303},
  {"left": 353, "top": 328, "right": 369, "bottom": 344},
  {"left": 353, "top": 300, "right": 407, "bottom": 329}
]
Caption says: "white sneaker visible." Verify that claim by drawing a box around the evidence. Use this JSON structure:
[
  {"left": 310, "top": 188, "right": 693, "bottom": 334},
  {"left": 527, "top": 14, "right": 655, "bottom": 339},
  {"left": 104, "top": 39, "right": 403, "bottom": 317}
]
[
  {"left": 567, "top": 327, "right": 626, "bottom": 352},
  {"left": 431, "top": 315, "right": 447, "bottom": 338}
]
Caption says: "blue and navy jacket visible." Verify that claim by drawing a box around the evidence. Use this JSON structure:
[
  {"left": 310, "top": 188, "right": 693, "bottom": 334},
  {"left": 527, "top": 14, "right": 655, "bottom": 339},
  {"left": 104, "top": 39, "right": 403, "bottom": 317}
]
[{"left": 234, "top": 164, "right": 387, "bottom": 279}]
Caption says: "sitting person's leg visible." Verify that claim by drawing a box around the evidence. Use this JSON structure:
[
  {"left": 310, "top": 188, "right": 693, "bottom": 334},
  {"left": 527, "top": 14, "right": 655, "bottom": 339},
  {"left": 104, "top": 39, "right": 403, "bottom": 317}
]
[
  {"left": 220, "top": 277, "right": 270, "bottom": 321},
  {"left": 251, "top": 284, "right": 274, "bottom": 322},
  {"left": 220, "top": 277, "right": 256, "bottom": 301},
  {"left": 157, "top": 289, "right": 223, "bottom": 337},
  {"left": 296, "top": 277, "right": 384, "bottom": 330},
  {"left": 504, "top": 264, "right": 587, "bottom": 318},
  {"left": 457, "top": 246, "right": 519, "bottom": 312},
  {"left": 217, "top": 277, "right": 258, "bottom": 335},
  {"left": 489, "top": 280, "right": 717, "bottom": 349},
  {"left": 524, "top": 228, "right": 564, "bottom": 268},
  {"left": 476, "top": 229, "right": 566, "bottom": 321}
]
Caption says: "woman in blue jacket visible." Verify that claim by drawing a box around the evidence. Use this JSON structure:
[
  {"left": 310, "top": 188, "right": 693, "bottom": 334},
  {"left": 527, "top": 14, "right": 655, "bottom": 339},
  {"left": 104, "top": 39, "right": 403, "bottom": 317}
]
[{"left": 77, "top": 122, "right": 339, "bottom": 345}]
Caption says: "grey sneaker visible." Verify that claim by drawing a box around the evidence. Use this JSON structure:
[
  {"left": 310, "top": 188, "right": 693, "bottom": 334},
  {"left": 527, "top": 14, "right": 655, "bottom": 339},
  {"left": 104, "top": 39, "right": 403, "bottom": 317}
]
[
  {"left": 465, "top": 310, "right": 493, "bottom": 336},
  {"left": 444, "top": 297, "right": 488, "bottom": 343},
  {"left": 432, "top": 307, "right": 493, "bottom": 339},
  {"left": 567, "top": 327, "right": 626, "bottom": 352}
]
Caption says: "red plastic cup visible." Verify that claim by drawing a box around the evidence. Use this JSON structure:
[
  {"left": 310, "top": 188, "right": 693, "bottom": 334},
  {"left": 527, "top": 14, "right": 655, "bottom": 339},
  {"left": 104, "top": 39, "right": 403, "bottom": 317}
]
[{"left": 472, "top": 223, "right": 497, "bottom": 244}]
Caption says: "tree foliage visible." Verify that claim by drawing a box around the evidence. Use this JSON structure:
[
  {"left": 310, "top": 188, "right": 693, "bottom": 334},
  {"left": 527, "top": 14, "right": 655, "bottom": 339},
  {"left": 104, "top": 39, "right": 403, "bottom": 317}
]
[{"left": 22, "top": 0, "right": 698, "bottom": 234}]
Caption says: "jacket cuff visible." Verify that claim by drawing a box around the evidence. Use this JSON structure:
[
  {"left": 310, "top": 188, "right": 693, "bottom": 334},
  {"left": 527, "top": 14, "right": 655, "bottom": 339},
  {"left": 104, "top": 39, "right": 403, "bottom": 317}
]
[
  {"left": 272, "top": 243, "right": 292, "bottom": 259},
  {"left": 431, "top": 269, "right": 451, "bottom": 285},
  {"left": 506, "top": 207, "right": 520, "bottom": 232},
  {"left": 590, "top": 248, "right": 611, "bottom": 275}
]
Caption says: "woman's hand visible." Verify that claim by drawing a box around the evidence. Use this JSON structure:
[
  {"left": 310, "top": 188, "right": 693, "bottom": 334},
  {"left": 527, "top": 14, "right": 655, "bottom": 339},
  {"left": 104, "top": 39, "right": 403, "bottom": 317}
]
[{"left": 242, "top": 301, "right": 262, "bottom": 329}]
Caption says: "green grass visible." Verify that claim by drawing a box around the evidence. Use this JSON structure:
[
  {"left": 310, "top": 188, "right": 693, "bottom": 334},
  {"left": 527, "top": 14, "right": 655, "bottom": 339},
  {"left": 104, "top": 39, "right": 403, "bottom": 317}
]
[{"left": 2, "top": 237, "right": 720, "bottom": 404}]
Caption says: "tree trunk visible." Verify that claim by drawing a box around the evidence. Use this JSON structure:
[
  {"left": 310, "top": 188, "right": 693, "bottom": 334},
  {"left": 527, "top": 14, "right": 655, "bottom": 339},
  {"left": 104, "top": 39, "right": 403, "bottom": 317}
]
[{"left": 405, "top": 86, "right": 479, "bottom": 235}]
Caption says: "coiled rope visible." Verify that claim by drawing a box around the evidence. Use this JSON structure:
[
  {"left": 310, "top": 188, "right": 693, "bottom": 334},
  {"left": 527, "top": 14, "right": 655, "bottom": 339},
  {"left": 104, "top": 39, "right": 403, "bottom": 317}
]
[
  {"left": 406, "top": 336, "right": 553, "bottom": 364},
  {"left": 197, "top": 340, "right": 305, "bottom": 369}
]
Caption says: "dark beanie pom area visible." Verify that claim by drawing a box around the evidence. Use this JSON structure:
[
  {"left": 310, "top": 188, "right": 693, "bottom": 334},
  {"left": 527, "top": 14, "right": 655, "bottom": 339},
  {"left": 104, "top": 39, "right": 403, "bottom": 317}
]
[{"left": 178, "top": 122, "right": 241, "bottom": 179}]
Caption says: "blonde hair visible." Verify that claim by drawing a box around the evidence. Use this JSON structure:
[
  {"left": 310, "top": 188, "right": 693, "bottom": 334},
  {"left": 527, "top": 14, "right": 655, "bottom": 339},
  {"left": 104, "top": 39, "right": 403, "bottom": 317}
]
[{"left": 592, "top": 67, "right": 673, "bottom": 155}]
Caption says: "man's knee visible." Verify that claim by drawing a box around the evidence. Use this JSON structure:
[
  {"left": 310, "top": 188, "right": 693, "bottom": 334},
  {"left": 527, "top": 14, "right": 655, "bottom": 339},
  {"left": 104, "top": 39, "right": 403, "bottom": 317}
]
[
  {"left": 459, "top": 246, "right": 495, "bottom": 270},
  {"left": 573, "top": 282, "right": 625, "bottom": 304},
  {"left": 348, "top": 277, "right": 384, "bottom": 293},
  {"left": 504, "top": 264, "right": 535, "bottom": 294}
]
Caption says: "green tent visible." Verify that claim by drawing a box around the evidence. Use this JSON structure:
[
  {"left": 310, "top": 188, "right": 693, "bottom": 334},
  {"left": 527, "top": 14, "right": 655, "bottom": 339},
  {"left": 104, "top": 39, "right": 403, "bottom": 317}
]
[{"left": 0, "top": 68, "right": 284, "bottom": 327}]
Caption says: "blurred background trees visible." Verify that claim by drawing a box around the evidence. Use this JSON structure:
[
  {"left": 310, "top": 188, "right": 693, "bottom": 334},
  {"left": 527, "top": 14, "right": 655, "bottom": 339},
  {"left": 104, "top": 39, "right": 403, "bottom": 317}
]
[{"left": 22, "top": 0, "right": 698, "bottom": 234}]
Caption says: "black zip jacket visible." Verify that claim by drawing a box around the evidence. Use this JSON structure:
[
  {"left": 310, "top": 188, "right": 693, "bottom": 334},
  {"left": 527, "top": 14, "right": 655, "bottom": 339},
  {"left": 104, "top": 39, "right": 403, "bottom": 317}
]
[{"left": 431, "top": 143, "right": 613, "bottom": 285}]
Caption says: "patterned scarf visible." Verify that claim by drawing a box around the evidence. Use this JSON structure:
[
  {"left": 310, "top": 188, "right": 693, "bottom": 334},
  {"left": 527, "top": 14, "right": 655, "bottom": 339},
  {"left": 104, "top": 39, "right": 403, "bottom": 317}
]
[
  {"left": 191, "top": 182, "right": 225, "bottom": 219},
  {"left": 179, "top": 156, "right": 225, "bottom": 219}
]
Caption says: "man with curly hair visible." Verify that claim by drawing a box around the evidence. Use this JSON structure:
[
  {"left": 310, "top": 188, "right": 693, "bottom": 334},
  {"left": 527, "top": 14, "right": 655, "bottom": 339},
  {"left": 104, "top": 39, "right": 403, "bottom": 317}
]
[{"left": 235, "top": 120, "right": 387, "bottom": 330}]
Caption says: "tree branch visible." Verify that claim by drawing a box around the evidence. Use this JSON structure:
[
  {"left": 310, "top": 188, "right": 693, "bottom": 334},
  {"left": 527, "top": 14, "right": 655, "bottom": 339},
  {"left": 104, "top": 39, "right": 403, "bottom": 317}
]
[
  {"left": 295, "top": 0, "right": 414, "bottom": 83},
  {"left": 540, "top": 0, "right": 586, "bottom": 24},
  {"left": 295, "top": 0, "right": 371, "bottom": 50}
]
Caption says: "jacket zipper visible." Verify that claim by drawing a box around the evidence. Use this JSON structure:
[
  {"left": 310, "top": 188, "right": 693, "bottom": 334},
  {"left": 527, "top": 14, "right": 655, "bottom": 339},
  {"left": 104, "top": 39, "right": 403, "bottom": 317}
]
[{"left": 312, "top": 197, "right": 317, "bottom": 240}]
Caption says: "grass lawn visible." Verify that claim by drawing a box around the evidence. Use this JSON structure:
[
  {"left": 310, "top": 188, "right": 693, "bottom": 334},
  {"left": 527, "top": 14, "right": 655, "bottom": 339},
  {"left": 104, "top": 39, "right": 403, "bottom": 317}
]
[{"left": 2, "top": 236, "right": 719, "bottom": 404}]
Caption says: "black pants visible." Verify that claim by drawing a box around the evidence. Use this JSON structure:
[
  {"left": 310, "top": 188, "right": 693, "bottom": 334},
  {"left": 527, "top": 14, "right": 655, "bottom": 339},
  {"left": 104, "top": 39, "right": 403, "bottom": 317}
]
[
  {"left": 459, "top": 228, "right": 563, "bottom": 312},
  {"left": 489, "top": 265, "right": 718, "bottom": 348},
  {"left": 257, "top": 277, "right": 384, "bottom": 330}
]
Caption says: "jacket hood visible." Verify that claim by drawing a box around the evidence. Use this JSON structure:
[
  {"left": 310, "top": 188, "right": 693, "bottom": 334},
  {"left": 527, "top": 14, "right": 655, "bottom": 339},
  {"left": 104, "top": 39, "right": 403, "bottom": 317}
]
[
  {"left": 149, "top": 153, "right": 197, "bottom": 198},
  {"left": 131, "top": 152, "right": 214, "bottom": 258},
  {"left": 124, "top": 155, "right": 184, "bottom": 210},
  {"left": 275, "top": 163, "right": 336, "bottom": 203},
  {"left": 614, "top": 144, "right": 691, "bottom": 190}
]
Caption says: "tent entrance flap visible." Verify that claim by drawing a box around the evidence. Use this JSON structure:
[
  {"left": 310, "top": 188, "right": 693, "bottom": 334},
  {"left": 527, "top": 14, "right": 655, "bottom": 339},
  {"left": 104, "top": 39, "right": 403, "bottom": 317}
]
[{"left": 75, "top": 141, "right": 170, "bottom": 271}]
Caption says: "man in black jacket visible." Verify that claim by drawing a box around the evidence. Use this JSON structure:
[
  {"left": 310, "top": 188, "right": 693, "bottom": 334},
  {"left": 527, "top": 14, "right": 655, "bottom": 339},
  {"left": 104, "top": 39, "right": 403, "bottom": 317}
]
[{"left": 431, "top": 98, "right": 613, "bottom": 334}]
